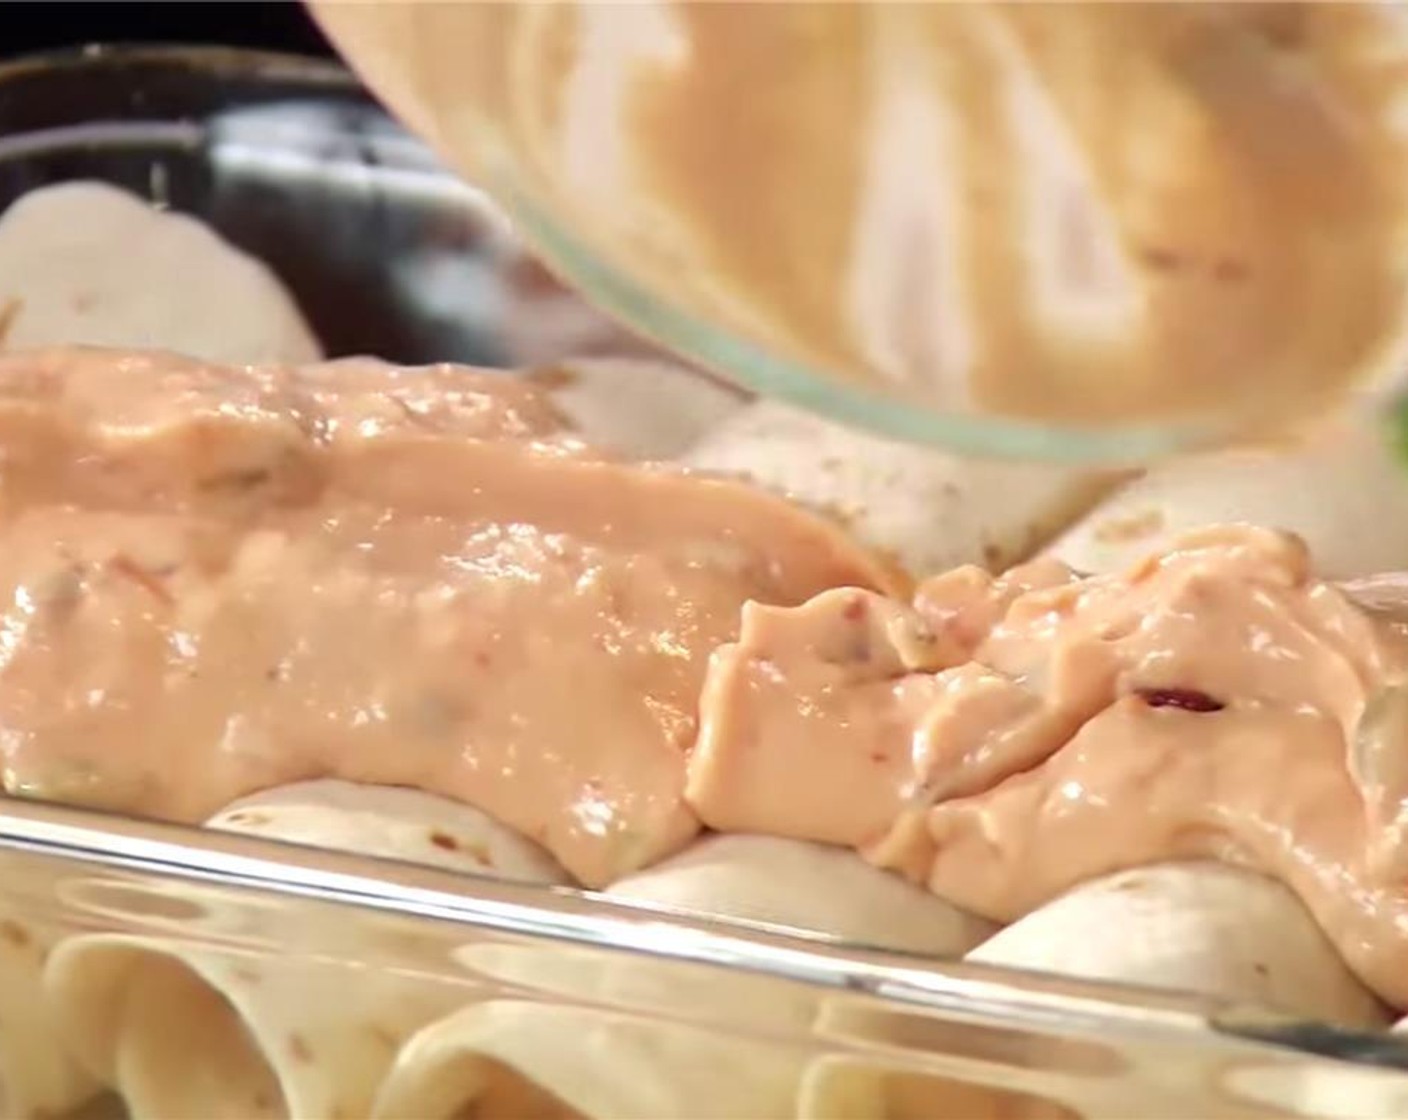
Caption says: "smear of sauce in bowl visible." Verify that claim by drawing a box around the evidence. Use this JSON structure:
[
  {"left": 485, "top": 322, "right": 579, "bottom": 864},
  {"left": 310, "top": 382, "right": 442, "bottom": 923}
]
[{"left": 315, "top": 2, "right": 1408, "bottom": 437}]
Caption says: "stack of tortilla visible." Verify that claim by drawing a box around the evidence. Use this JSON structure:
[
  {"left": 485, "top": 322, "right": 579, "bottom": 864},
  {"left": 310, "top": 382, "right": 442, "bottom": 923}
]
[
  {"left": 47, "top": 781, "right": 570, "bottom": 1120},
  {"left": 5, "top": 179, "right": 1408, "bottom": 1118}
]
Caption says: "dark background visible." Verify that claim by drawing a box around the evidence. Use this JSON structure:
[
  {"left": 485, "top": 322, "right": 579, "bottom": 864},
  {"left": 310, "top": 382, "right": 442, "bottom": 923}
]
[{"left": 0, "top": 2, "right": 335, "bottom": 60}]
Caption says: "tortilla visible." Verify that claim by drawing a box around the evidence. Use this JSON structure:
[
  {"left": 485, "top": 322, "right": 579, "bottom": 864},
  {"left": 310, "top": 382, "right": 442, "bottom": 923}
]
[
  {"left": 450, "top": 839, "right": 991, "bottom": 1058},
  {"left": 524, "top": 358, "right": 747, "bottom": 460},
  {"left": 446, "top": 938, "right": 817, "bottom": 1116},
  {"left": 797, "top": 1057, "right": 1077, "bottom": 1120},
  {"left": 47, "top": 935, "right": 468, "bottom": 1120},
  {"left": 606, "top": 834, "right": 995, "bottom": 955},
  {"left": 1046, "top": 417, "right": 1408, "bottom": 578},
  {"left": 206, "top": 779, "right": 572, "bottom": 885},
  {"left": 681, "top": 400, "right": 1119, "bottom": 578},
  {"left": 433, "top": 835, "right": 987, "bottom": 1120},
  {"left": 371, "top": 999, "right": 806, "bottom": 1120},
  {"left": 799, "top": 1026, "right": 1282, "bottom": 1120},
  {"left": 965, "top": 863, "right": 1389, "bottom": 1028},
  {"left": 1223, "top": 1060, "right": 1408, "bottom": 1120},
  {"left": 0, "top": 851, "right": 100, "bottom": 1120},
  {"left": 0, "top": 182, "right": 322, "bottom": 366},
  {"left": 46, "top": 781, "right": 569, "bottom": 1119}
]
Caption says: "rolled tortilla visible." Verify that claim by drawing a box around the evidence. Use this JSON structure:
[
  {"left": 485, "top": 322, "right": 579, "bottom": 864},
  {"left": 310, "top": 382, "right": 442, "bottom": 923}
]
[
  {"left": 47, "top": 781, "right": 569, "bottom": 1119},
  {"left": 681, "top": 400, "right": 1118, "bottom": 578},
  {"left": 438, "top": 835, "right": 991, "bottom": 1120},
  {"left": 206, "top": 779, "right": 572, "bottom": 885},
  {"left": 798, "top": 1042, "right": 1282, "bottom": 1120},
  {"left": 0, "top": 850, "right": 100, "bottom": 1120},
  {"left": 966, "top": 863, "right": 1390, "bottom": 1029},
  {"left": 1222, "top": 1060, "right": 1408, "bottom": 1120},
  {"left": 48, "top": 937, "right": 461, "bottom": 1120},
  {"left": 524, "top": 358, "right": 747, "bottom": 460},
  {"left": 372, "top": 999, "right": 806, "bottom": 1120},
  {"left": 807, "top": 997, "right": 1258, "bottom": 1120},
  {"left": 797, "top": 1057, "right": 1077, "bottom": 1120},
  {"left": 0, "top": 182, "right": 322, "bottom": 365},
  {"left": 606, "top": 834, "right": 995, "bottom": 956},
  {"left": 1045, "top": 417, "right": 1408, "bottom": 579},
  {"left": 447, "top": 837, "right": 988, "bottom": 1044}
]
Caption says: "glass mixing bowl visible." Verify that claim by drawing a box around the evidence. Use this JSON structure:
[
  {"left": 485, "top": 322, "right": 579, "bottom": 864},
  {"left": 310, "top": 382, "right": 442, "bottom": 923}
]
[
  {"left": 311, "top": 2, "right": 1408, "bottom": 463},
  {"left": 1, "top": 46, "right": 1407, "bottom": 1120}
]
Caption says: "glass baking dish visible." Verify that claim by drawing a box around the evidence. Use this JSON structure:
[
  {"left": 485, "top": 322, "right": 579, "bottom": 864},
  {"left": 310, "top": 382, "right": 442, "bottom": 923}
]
[{"left": 0, "top": 44, "right": 1406, "bottom": 1120}]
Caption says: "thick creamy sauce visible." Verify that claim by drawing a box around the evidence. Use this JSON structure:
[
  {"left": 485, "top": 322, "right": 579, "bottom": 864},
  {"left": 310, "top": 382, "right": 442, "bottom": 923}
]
[
  {"left": 0, "top": 348, "right": 897, "bottom": 887},
  {"left": 315, "top": 2, "right": 1408, "bottom": 431},
  {"left": 11, "top": 347, "right": 1408, "bottom": 1009},
  {"left": 688, "top": 526, "right": 1408, "bottom": 1007}
]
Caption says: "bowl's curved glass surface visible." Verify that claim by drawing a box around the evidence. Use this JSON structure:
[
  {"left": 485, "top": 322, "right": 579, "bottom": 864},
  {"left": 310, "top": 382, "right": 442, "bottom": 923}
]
[
  {"left": 497, "top": 181, "right": 1209, "bottom": 464},
  {"left": 312, "top": 2, "right": 1408, "bottom": 464}
]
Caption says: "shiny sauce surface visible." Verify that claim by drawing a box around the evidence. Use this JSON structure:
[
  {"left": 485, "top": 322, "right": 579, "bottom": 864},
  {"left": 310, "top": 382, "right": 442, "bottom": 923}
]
[
  {"left": 0, "top": 348, "right": 896, "bottom": 887},
  {"left": 689, "top": 525, "right": 1408, "bottom": 1006},
  {"left": 11, "top": 347, "right": 1408, "bottom": 1012}
]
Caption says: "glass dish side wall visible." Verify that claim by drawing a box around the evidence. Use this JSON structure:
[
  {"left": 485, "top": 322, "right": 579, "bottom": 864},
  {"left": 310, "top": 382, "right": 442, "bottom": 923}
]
[{"left": 2, "top": 798, "right": 1408, "bottom": 1119}]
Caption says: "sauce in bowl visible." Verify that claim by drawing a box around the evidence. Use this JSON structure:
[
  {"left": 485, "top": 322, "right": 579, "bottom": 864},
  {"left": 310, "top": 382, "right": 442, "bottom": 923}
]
[{"left": 313, "top": 2, "right": 1408, "bottom": 452}]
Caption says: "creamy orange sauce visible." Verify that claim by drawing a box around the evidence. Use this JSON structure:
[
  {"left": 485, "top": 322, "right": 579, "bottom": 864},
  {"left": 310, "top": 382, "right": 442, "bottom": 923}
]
[
  {"left": 688, "top": 526, "right": 1408, "bottom": 1007},
  {"left": 0, "top": 348, "right": 897, "bottom": 887},
  {"left": 13, "top": 347, "right": 1408, "bottom": 1010},
  {"left": 315, "top": 2, "right": 1408, "bottom": 433}
]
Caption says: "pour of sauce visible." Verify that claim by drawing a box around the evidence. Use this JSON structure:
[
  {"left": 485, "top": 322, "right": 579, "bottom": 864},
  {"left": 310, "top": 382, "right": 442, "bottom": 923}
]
[
  {"left": 313, "top": 2, "right": 1408, "bottom": 438},
  {"left": 688, "top": 525, "right": 1408, "bottom": 1008},
  {"left": 0, "top": 348, "right": 896, "bottom": 888}
]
